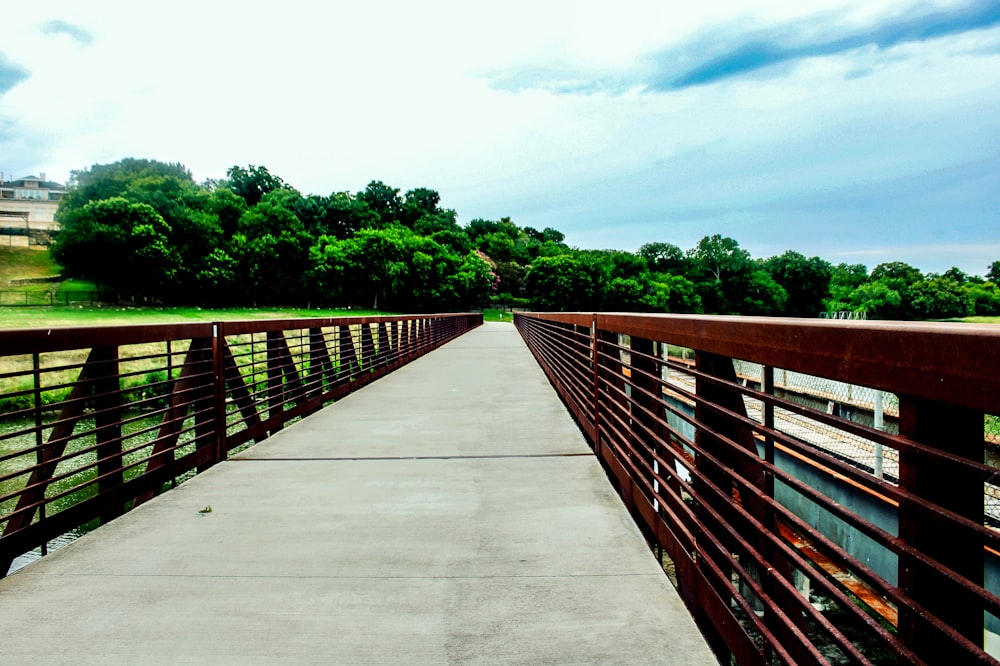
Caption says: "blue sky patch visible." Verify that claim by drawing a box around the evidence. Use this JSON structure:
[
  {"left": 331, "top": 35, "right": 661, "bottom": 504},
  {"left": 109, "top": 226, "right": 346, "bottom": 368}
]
[
  {"left": 0, "top": 54, "right": 29, "bottom": 95},
  {"left": 41, "top": 20, "right": 94, "bottom": 45},
  {"left": 659, "top": 0, "right": 1000, "bottom": 89}
]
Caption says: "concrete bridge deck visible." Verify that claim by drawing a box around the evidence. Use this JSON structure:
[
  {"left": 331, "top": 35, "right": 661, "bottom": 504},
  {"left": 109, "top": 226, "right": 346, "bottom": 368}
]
[{"left": 0, "top": 322, "right": 715, "bottom": 664}]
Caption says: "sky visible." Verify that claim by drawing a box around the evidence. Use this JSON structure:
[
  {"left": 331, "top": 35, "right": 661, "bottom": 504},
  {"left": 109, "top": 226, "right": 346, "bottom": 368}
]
[{"left": 1, "top": 0, "right": 998, "bottom": 275}]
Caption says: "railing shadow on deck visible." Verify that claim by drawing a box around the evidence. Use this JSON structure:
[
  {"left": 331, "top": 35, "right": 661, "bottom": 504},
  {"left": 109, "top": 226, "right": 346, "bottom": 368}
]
[
  {"left": 516, "top": 312, "right": 1000, "bottom": 666},
  {"left": 0, "top": 313, "right": 481, "bottom": 576}
]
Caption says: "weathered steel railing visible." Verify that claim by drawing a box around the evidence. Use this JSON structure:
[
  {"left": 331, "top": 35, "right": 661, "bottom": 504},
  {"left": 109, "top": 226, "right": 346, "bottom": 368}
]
[
  {"left": 516, "top": 312, "right": 1000, "bottom": 665},
  {"left": 0, "top": 313, "right": 481, "bottom": 576}
]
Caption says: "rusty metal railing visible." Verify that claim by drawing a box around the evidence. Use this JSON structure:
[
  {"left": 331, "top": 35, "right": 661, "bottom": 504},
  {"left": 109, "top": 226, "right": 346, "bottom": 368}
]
[
  {"left": 516, "top": 312, "right": 1000, "bottom": 665},
  {"left": 0, "top": 313, "right": 481, "bottom": 575}
]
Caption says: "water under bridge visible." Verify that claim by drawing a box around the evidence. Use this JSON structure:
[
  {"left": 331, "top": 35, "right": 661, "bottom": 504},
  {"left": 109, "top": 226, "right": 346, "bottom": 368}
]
[{"left": 0, "top": 313, "right": 998, "bottom": 664}]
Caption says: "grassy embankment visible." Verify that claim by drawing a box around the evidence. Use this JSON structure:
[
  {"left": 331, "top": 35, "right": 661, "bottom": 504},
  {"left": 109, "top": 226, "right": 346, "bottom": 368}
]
[
  {"left": 0, "top": 246, "right": 56, "bottom": 281},
  {"left": 0, "top": 246, "right": 96, "bottom": 306}
]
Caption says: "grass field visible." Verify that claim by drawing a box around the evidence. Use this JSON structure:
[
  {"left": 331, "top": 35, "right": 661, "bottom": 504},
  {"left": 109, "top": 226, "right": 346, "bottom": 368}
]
[
  {"left": 0, "top": 305, "right": 390, "bottom": 328},
  {"left": 0, "top": 246, "right": 59, "bottom": 282},
  {"left": 0, "top": 245, "right": 101, "bottom": 308},
  {"left": 0, "top": 306, "right": 507, "bottom": 329}
]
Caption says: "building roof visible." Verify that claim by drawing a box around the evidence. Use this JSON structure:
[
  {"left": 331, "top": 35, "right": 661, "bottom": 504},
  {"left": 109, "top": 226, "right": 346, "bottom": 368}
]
[{"left": 0, "top": 175, "right": 66, "bottom": 190}]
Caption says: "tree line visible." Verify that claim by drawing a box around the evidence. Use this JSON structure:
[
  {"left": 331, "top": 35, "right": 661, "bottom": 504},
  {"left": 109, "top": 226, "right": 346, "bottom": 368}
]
[{"left": 53, "top": 158, "right": 1000, "bottom": 319}]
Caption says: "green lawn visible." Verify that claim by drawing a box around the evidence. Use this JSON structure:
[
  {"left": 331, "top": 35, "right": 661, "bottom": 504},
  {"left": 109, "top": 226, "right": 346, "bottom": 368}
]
[
  {"left": 0, "top": 305, "right": 506, "bottom": 329},
  {"left": 0, "top": 246, "right": 60, "bottom": 282},
  {"left": 0, "top": 306, "right": 392, "bottom": 329},
  {"left": 481, "top": 308, "right": 514, "bottom": 323}
]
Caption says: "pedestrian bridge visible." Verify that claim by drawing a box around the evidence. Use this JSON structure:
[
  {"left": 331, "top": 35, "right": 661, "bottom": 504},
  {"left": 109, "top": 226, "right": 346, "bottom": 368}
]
[{"left": 1, "top": 313, "right": 999, "bottom": 664}]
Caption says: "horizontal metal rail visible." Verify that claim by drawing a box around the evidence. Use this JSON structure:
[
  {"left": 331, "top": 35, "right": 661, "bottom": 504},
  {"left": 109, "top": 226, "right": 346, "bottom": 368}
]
[
  {"left": 0, "top": 313, "right": 481, "bottom": 576},
  {"left": 516, "top": 312, "right": 1000, "bottom": 666}
]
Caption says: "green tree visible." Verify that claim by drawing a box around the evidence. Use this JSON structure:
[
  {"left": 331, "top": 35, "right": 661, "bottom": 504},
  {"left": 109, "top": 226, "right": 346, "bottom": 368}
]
[
  {"left": 479, "top": 232, "right": 517, "bottom": 263},
  {"left": 309, "top": 226, "right": 482, "bottom": 310},
  {"left": 832, "top": 263, "right": 869, "bottom": 289},
  {"left": 466, "top": 218, "right": 500, "bottom": 242},
  {"left": 639, "top": 242, "right": 685, "bottom": 274},
  {"left": 741, "top": 270, "right": 788, "bottom": 316},
  {"left": 825, "top": 263, "right": 869, "bottom": 313},
  {"left": 414, "top": 210, "right": 460, "bottom": 236},
  {"left": 867, "top": 262, "right": 923, "bottom": 319},
  {"left": 848, "top": 282, "right": 902, "bottom": 319},
  {"left": 601, "top": 250, "right": 646, "bottom": 280},
  {"left": 358, "top": 180, "right": 402, "bottom": 225},
  {"left": 400, "top": 187, "right": 442, "bottom": 228},
  {"left": 763, "top": 251, "right": 832, "bottom": 317},
  {"left": 194, "top": 247, "right": 239, "bottom": 305},
  {"left": 306, "top": 236, "right": 351, "bottom": 305},
  {"left": 321, "top": 191, "right": 375, "bottom": 239},
  {"left": 59, "top": 158, "right": 194, "bottom": 212},
  {"left": 987, "top": 261, "right": 1000, "bottom": 283},
  {"left": 541, "top": 227, "right": 565, "bottom": 244},
  {"left": 54, "top": 197, "right": 176, "bottom": 297},
  {"left": 965, "top": 282, "right": 1000, "bottom": 316},
  {"left": 941, "top": 267, "right": 970, "bottom": 284},
  {"left": 205, "top": 187, "right": 248, "bottom": 238},
  {"left": 494, "top": 261, "right": 528, "bottom": 298},
  {"left": 910, "top": 277, "right": 972, "bottom": 319},
  {"left": 524, "top": 254, "right": 606, "bottom": 311},
  {"left": 233, "top": 196, "right": 312, "bottom": 304},
  {"left": 430, "top": 229, "right": 472, "bottom": 255},
  {"left": 870, "top": 262, "right": 923, "bottom": 290},
  {"left": 686, "top": 235, "right": 755, "bottom": 314},
  {"left": 225, "top": 165, "right": 290, "bottom": 206},
  {"left": 99, "top": 167, "right": 225, "bottom": 298},
  {"left": 604, "top": 277, "right": 652, "bottom": 311},
  {"left": 284, "top": 193, "right": 330, "bottom": 237},
  {"left": 654, "top": 274, "right": 703, "bottom": 313},
  {"left": 450, "top": 251, "right": 496, "bottom": 308}
]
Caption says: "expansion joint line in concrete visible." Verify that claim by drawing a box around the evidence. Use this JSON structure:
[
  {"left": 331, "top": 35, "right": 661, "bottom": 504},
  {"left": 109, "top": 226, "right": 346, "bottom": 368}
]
[{"left": 230, "top": 453, "right": 595, "bottom": 462}]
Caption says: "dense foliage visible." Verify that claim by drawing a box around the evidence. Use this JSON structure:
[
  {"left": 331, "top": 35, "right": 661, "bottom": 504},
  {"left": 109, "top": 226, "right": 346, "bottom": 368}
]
[{"left": 53, "top": 158, "right": 1000, "bottom": 318}]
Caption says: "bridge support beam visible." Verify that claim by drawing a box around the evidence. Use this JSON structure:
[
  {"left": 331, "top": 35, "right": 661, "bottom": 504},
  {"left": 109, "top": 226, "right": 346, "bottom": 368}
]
[{"left": 898, "top": 397, "right": 984, "bottom": 661}]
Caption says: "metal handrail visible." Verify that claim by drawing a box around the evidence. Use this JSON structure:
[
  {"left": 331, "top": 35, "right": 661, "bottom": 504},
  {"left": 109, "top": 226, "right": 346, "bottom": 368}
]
[
  {"left": 516, "top": 311, "right": 1000, "bottom": 665},
  {"left": 0, "top": 313, "right": 482, "bottom": 576}
]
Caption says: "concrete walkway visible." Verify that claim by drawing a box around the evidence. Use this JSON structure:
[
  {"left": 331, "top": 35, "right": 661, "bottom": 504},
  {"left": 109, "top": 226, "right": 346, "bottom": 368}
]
[{"left": 0, "top": 323, "right": 716, "bottom": 665}]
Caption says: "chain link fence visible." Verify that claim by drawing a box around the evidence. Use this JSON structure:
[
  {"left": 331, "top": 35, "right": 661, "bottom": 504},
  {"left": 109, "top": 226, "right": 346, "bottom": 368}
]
[
  {"left": 652, "top": 350, "right": 1000, "bottom": 525},
  {"left": 733, "top": 360, "right": 901, "bottom": 485},
  {"left": 732, "top": 360, "right": 1000, "bottom": 526},
  {"left": 0, "top": 290, "right": 109, "bottom": 306}
]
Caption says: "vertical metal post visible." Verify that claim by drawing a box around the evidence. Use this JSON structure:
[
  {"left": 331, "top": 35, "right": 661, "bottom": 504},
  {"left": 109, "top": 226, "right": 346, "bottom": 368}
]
[
  {"left": 266, "top": 330, "right": 284, "bottom": 433},
  {"left": 166, "top": 339, "right": 173, "bottom": 385},
  {"left": 390, "top": 320, "right": 399, "bottom": 364},
  {"left": 338, "top": 324, "right": 360, "bottom": 379},
  {"left": 32, "top": 352, "right": 46, "bottom": 555},
  {"left": 212, "top": 326, "right": 227, "bottom": 463},
  {"left": 763, "top": 366, "right": 775, "bottom": 500},
  {"left": 378, "top": 321, "right": 391, "bottom": 369},
  {"left": 630, "top": 335, "right": 660, "bottom": 517},
  {"left": 360, "top": 323, "right": 375, "bottom": 372},
  {"left": 873, "top": 390, "right": 884, "bottom": 479},
  {"left": 591, "top": 315, "right": 599, "bottom": 450},
  {"left": 897, "top": 396, "right": 983, "bottom": 660},
  {"left": 93, "top": 345, "right": 124, "bottom": 525},
  {"left": 308, "top": 327, "right": 324, "bottom": 396},
  {"left": 694, "top": 351, "right": 766, "bottom": 521}
]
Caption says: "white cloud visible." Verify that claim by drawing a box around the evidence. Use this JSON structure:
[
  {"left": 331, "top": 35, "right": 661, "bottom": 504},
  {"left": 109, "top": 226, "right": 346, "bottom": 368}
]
[{"left": 0, "top": 0, "right": 997, "bottom": 274}]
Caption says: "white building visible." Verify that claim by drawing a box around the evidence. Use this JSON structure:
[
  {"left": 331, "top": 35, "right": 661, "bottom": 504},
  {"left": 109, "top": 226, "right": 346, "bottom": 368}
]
[{"left": 0, "top": 174, "right": 65, "bottom": 247}]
